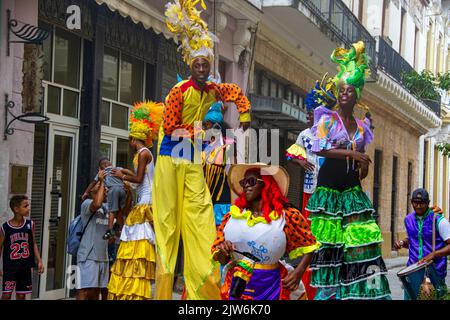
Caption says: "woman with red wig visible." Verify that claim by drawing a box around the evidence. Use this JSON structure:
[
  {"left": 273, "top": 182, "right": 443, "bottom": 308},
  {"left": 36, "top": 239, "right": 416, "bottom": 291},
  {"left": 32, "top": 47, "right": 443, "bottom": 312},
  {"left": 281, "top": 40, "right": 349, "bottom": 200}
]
[{"left": 211, "top": 163, "right": 320, "bottom": 300}]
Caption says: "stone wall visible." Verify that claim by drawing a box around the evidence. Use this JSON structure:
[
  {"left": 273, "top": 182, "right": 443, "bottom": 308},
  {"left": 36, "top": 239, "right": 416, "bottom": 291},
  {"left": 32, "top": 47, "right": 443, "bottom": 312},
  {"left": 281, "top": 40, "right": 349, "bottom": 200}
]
[
  {"left": 358, "top": 91, "right": 422, "bottom": 258},
  {"left": 0, "top": 0, "right": 38, "bottom": 223}
]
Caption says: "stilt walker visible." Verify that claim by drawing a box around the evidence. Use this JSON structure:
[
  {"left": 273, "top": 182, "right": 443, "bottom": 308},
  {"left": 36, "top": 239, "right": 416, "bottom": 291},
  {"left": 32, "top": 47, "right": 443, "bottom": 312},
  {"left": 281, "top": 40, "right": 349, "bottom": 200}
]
[
  {"left": 286, "top": 77, "right": 337, "bottom": 300},
  {"left": 153, "top": 0, "right": 251, "bottom": 300}
]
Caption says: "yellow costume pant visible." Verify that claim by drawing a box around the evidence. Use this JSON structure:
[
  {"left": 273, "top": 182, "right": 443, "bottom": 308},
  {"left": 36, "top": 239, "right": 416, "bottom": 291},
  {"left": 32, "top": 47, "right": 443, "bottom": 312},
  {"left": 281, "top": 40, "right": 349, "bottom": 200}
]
[{"left": 153, "top": 156, "right": 221, "bottom": 300}]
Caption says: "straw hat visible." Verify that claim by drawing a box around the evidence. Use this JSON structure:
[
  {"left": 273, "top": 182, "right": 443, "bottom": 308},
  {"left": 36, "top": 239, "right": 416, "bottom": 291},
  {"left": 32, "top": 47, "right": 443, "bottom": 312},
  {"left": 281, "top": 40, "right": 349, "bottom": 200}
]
[{"left": 228, "top": 163, "right": 290, "bottom": 197}]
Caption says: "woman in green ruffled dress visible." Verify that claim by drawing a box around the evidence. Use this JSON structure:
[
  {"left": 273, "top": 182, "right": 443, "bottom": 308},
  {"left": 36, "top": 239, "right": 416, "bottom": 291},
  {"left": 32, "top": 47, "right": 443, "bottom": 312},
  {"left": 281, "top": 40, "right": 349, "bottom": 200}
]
[{"left": 305, "top": 41, "right": 391, "bottom": 300}]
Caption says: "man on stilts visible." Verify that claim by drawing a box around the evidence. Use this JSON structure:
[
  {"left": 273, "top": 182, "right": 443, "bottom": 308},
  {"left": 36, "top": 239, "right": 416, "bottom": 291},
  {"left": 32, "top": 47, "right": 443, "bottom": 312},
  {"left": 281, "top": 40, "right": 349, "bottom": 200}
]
[{"left": 153, "top": 0, "right": 251, "bottom": 300}]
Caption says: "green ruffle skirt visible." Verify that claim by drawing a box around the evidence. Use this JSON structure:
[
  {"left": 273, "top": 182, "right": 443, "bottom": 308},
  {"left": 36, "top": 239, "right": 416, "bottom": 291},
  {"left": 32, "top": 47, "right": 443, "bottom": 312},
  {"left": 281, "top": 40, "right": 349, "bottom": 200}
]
[{"left": 306, "top": 185, "right": 391, "bottom": 300}]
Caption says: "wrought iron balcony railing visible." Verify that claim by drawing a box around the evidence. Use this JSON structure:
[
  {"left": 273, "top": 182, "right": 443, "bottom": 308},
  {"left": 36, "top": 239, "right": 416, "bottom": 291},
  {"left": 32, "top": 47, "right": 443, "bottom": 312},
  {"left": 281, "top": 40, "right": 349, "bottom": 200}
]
[
  {"left": 249, "top": 93, "right": 308, "bottom": 123},
  {"left": 377, "top": 36, "right": 414, "bottom": 86},
  {"left": 302, "top": 0, "right": 377, "bottom": 75}
]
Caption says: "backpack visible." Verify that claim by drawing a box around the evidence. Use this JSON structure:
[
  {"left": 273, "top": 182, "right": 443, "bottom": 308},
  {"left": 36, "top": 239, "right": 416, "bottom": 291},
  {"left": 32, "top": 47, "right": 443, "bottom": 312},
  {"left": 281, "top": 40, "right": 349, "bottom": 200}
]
[{"left": 67, "top": 213, "right": 95, "bottom": 256}]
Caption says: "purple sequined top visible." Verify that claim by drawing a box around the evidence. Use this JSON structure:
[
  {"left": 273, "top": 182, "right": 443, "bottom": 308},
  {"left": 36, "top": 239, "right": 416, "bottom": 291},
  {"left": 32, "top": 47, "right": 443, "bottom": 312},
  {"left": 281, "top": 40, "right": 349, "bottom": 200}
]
[{"left": 311, "top": 106, "right": 373, "bottom": 153}]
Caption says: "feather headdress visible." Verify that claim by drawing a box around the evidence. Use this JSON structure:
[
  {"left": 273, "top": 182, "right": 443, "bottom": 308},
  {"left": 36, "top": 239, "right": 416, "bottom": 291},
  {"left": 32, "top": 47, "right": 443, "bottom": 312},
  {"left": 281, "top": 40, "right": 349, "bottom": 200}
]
[
  {"left": 129, "top": 101, "right": 164, "bottom": 148},
  {"left": 304, "top": 73, "right": 338, "bottom": 111},
  {"left": 165, "top": 0, "right": 215, "bottom": 67},
  {"left": 331, "top": 41, "right": 370, "bottom": 99}
]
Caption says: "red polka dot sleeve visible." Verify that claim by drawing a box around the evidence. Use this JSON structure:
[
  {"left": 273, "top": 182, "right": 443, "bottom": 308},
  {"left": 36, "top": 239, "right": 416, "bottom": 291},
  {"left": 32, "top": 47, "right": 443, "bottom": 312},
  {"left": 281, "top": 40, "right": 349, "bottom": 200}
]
[
  {"left": 216, "top": 83, "right": 251, "bottom": 121},
  {"left": 283, "top": 207, "right": 319, "bottom": 259},
  {"left": 163, "top": 86, "right": 194, "bottom": 136},
  {"left": 211, "top": 213, "right": 231, "bottom": 256}
]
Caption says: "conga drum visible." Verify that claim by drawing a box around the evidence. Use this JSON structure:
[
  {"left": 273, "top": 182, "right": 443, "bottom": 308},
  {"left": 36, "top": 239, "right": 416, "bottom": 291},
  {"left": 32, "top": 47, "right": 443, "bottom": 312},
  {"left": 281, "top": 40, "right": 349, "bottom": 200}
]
[{"left": 397, "top": 261, "right": 444, "bottom": 300}]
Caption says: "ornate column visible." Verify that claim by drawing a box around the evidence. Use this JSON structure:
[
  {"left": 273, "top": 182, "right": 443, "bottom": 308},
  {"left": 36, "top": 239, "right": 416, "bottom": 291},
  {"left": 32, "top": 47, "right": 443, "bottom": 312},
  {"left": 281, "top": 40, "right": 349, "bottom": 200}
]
[{"left": 233, "top": 20, "right": 252, "bottom": 64}]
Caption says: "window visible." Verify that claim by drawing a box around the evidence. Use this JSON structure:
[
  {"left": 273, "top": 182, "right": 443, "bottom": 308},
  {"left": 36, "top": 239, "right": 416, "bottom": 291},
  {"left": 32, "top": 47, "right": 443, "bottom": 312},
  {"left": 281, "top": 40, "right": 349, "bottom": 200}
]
[
  {"left": 423, "top": 140, "right": 429, "bottom": 188},
  {"left": 358, "top": 0, "right": 365, "bottom": 23},
  {"left": 255, "top": 69, "right": 304, "bottom": 107},
  {"left": 120, "top": 54, "right": 144, "bottom": 105},
  {"left": 270, "top": 80, "right": 277, "bottom": 98},
  {"left": 437, "top": 36, "right": 443, "bottom": 73},
  {"left": 101, "top": 47, "right": 145, "bottom": 130},
  {"left": 40, "top": 22, "right": 82, "bottom": 119},
  {"left": 382, "top": 0, "right": 390, "bottom": 38},
  {"left": 399, "top": 8, "right": 407, "bottom": 56},
  {"left": 99, "top": 143, "right": 112, "bottom": 160},
  {"left": 447, "top": 48, "right": 450, "bottom": 73},
  {"left": 219, "top": 59, "right": 227, "bottom": 83},
  {"left": 433, "top": 146, "right": 439, "bottom": 204},
  {"left": 277, "top": 84, "right": 284, "bottom": 99},
  {"left": 116, "top": 138, "right": 133, "bottom": 169},
  {"left": 391, "top": 156, "right": 398, "bottom": 248},
  {"left": 426, "top": 24, "right": 433, "bottom": 70},
  {"left": 406, "top": 161, "right": 412, "bottom": 214},
  {"left": 102, "top": 47, "right": 119, "bottom": 101},
  {"left": 260, "top": 74, "right": 269, "bottom": 96},
  {"left": 373, "top": 150, "right": 382, "bottom": 222},
  {"left": 54, "top": 29, "right": 80, "bottom": 88},
  {"left": 414, "top": 27, "right": 420, "bottom": 69}
]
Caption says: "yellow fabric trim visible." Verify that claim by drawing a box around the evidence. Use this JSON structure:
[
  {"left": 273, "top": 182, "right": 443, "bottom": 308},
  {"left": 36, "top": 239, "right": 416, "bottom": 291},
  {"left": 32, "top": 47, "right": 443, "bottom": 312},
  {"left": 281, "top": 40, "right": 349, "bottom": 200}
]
[
  {"left": 253, "top": 263, "right": 279, "bottom": 270},
  {"left": 115, "top": 239, "right": 156, "bottom": 262},
  {"left": 229, "top": 205, "right": 280, "bottom": 227},
  {"left": 286, "top": 144, "right": 307, "bottom": 159},
  {"left": 108, "top": 239, "right": 156, "bottom": 300},
  {"left": 125, "top": 204, "right": 153, "bottom": 226},
  {"left": 110, "top": 258, "right": 155, "bottom": 280},
  {"left": 129, "top": 131, "right": 147, "bottom": 142},
  {"left": 288, "top": 242, "right": 321, "bottom": 260},
  {"left": 239, "top": 112, "right": 251, "bottom": 122}
]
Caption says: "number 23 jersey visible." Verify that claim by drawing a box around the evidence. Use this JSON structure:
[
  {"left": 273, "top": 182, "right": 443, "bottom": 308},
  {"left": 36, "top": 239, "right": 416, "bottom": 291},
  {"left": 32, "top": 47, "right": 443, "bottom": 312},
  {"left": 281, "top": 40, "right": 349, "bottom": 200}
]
[{"left": 1, "top": 219, "right": 35, "bottom": 269}]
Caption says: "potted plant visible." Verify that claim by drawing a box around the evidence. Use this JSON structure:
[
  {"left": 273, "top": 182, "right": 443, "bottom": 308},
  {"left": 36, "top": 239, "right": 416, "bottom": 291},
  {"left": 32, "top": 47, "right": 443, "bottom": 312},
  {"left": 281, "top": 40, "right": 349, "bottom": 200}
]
[{"left": 401, "top": 70, "right": 450, "bottom": 116}]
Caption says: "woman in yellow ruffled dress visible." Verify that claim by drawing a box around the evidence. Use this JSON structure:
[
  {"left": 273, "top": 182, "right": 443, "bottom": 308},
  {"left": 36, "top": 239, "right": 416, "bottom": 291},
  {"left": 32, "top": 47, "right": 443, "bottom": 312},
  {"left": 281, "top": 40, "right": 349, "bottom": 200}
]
[{"left": 107, "top": 101, "right": 163, "bottom": 300}]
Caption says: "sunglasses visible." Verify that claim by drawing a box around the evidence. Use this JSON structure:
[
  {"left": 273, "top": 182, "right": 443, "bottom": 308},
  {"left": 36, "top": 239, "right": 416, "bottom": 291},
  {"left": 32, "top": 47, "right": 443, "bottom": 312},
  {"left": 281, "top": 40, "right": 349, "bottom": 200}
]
[{"left": 239, "top": 177, "right": 264, "bottom": 188}]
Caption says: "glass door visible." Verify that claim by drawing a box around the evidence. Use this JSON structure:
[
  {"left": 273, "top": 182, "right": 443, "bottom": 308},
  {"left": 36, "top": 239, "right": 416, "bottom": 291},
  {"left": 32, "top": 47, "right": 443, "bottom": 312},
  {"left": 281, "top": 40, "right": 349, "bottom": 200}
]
[{"left": 39, "top": 126, "right": 78, "bottom": 299}]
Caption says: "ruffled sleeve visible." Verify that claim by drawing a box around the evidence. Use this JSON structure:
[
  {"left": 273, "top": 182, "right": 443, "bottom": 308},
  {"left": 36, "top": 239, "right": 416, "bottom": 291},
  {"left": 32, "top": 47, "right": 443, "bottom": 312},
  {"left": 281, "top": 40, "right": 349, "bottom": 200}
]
[
  {"left": 286, "top": 130, "right": 307, "bottom": 161},
  {"left": 362, "top": 117, "right": 374, "bottom": 150},
  {"left": 310, "top": 106, "right": 338, "bottom": 152},
  {"left": 211, "top": 212, "right": 232, "bottom": 260},
  {"left": 286, "top": 144, "right": 307, "bottom": 161},
  {"left": 283, "top": 207, "right": 320, "bottom": 260}
]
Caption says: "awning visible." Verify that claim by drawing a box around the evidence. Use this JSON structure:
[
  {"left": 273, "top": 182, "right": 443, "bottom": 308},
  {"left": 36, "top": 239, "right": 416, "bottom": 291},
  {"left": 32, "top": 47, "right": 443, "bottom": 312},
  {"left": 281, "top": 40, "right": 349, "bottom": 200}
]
[{"left": 94, "top": 0, "right": 175, "bottom": 40}]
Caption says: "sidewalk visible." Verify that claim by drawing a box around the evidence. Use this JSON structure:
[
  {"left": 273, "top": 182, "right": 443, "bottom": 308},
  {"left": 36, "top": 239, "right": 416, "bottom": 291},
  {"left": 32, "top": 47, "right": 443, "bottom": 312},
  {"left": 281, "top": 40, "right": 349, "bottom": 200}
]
[{"left": 384, "top": 256, "right": 408, "bottom": 270}]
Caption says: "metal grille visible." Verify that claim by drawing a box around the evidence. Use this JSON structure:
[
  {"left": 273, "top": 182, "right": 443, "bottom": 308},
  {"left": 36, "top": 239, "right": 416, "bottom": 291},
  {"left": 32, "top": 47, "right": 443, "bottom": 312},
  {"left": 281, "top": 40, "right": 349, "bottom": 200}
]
[
  {"left": 391, "top": 156, "right": 398, "bottom": 249},
  {"left": 30, "top": 123, "right": 48, "bottom": 297},
  {"left": 302, "top": 0, "right": 377, "bottom": 76},
  {"left": 373, "top": 149, "right": 382, "bottom": 223}
]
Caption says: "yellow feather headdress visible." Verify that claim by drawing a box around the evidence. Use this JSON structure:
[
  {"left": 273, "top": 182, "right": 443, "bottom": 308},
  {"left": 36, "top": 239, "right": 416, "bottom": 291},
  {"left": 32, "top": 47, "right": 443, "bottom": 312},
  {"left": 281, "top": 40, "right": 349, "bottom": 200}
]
[
  {"left": 129, "top": 101, "right": 164, "bottom": 148},
  {"left": 165, "top": 0, "right": 215, "bottom": 67}
]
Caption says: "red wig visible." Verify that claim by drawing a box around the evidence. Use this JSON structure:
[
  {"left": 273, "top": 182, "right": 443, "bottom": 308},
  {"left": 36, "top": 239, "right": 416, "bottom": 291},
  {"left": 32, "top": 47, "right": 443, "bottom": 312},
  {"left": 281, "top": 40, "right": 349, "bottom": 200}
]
[{"left": 234, "top": 168, "right": 288, "bottom": 223}]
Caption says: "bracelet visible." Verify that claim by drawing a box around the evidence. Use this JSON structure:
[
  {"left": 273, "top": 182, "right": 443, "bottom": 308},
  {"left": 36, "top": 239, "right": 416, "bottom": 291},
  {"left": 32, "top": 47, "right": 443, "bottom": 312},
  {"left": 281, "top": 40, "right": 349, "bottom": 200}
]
[{"left": 399, "top": 240, "right": 404, "bottom": 247}]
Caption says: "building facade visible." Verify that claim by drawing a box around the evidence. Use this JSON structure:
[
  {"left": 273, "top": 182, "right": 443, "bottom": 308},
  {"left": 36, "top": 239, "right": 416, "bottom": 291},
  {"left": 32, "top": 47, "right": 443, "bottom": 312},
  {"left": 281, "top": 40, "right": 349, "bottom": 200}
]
[
  {"left": 1, "top": 0, "right": 449, "bottom": 299},
  {"left": 348, "top": 0, "right": 450, "bottom": 255},
  {"left": 252, "top": 0, "right": 443, "bottom": 258},
  {"left": 0, "top": 0, "right": 262, "bottom": 299}
]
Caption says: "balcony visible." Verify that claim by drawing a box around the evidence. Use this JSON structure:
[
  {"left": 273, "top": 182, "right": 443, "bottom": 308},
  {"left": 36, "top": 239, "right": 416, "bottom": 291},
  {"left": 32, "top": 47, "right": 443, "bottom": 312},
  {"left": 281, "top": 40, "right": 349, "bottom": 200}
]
[
  {"left": 249, "top": 93, "right": 308, "bottom": 131},
  {"left": 378, "top": 37, "right": 441, "bottom": 117},
  {"left": 301, "top": 0, "right": 377, "bottom": 75}
]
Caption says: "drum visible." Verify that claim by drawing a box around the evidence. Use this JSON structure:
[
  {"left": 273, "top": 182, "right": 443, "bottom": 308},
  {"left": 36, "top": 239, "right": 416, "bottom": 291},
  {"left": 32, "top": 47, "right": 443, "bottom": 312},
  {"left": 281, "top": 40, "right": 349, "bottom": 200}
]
[{"left": 397, "top": 261, "right": 445, "bottom": 300}]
